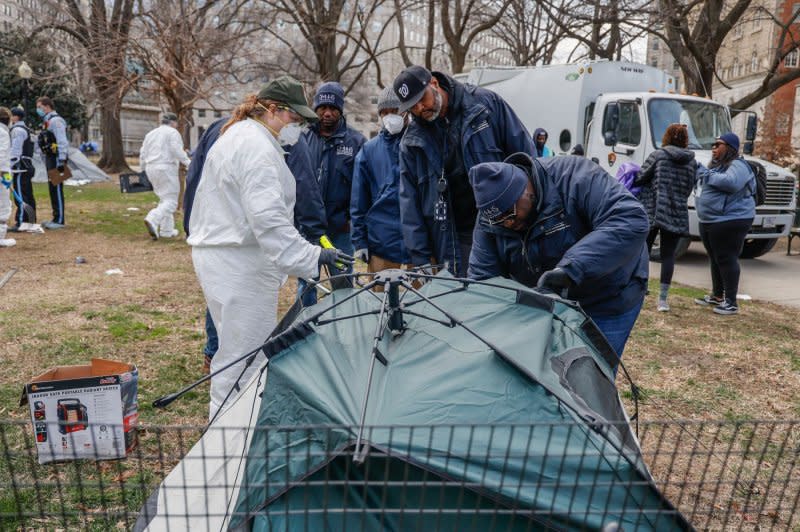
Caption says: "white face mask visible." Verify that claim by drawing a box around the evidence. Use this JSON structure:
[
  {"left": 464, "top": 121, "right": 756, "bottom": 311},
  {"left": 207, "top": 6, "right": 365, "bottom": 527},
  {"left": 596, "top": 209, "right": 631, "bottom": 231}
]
[
  {"left": 382, "top": 114, "right": 405, "bottom": 135},
  {"left": 278, "top": 122, "right": 304, "bottom": 146}
]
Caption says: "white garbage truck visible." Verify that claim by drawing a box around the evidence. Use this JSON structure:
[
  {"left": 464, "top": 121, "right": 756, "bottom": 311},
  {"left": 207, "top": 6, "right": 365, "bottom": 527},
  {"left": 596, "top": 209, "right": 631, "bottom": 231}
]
[{"left": 466, "top": 61, "right": 798, "bottom": 259}]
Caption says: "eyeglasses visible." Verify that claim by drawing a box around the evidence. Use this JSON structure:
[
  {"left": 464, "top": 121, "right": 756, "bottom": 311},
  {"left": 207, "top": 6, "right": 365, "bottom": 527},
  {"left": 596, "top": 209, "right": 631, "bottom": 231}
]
[
  {"left": 275, "top": 105, "right": 305, "bottom": 125},
  {"left": 488, "top": 204, "right": 517, "bottom": 226}
]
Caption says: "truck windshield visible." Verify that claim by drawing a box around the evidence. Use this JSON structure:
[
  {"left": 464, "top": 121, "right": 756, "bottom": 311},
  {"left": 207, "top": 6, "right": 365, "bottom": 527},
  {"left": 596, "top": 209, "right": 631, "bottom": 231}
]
[{"left": 648, "top": 98, "right": 731, "bottom": 149}]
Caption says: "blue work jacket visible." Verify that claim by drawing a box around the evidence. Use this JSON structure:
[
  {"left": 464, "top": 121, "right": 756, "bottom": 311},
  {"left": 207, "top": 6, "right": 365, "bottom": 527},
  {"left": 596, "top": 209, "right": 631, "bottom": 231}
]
[
  {"left": 468, "top": 156, "right": 649, "bottom": 317},
  {"left": 350, "top": 128, "right": 410, "bottom": 264},
  {"left": 398, "top": 73, "right": 534, "bottom": 272}
]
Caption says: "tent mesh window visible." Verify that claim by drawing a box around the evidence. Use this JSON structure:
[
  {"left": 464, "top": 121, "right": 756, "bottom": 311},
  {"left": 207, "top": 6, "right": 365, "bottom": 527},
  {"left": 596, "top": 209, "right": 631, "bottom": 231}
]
[{"left": 1, "top": 419, "right": 799, "bottom": 530}]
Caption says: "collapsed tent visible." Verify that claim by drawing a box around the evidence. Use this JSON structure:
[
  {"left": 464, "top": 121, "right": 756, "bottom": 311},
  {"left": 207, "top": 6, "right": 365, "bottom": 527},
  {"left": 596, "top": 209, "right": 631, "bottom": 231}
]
[
  {"left": 136, "top": 272, "right": 691, "bottom": 531},
  {"left": 32, "top": 147, "right": 110, "bottom": 185}
]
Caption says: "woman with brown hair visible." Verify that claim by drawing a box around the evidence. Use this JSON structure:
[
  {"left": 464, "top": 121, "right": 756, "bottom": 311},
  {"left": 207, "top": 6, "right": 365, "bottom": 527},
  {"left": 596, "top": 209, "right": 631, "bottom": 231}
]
[
  {"left": 635, "top": 123, "right": 696, "bottom": 311},
  {"left": 187, "top": 76, "right": 353, "bottom": 418}
]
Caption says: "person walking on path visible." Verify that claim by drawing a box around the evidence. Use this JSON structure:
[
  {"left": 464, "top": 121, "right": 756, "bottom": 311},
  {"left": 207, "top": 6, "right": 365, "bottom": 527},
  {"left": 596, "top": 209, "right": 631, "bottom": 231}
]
[
  {"left": 140, "top": 112, "right": 191, "bottom": 240},
  {"left": 693, "top": 132, "right": 755, "bottom": 316},
  {"left": 635, "top": 123, "right": 696, "bottom": 312}
]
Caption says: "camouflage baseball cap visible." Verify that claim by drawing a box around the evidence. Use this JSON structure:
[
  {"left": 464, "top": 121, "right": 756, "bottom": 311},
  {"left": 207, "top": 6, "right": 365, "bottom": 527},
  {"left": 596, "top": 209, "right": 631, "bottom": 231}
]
[{"left": 257, "top": 76, "right": 317, "bottom": 121}]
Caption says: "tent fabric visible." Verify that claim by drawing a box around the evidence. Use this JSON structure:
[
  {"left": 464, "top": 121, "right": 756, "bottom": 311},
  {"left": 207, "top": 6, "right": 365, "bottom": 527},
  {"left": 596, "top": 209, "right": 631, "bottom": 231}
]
[
  {"left": 137, "top": 274, "right": 690, "bottom": 531},
  {"left": 32, "top": 147, "right": 110, "bottom": 185}
]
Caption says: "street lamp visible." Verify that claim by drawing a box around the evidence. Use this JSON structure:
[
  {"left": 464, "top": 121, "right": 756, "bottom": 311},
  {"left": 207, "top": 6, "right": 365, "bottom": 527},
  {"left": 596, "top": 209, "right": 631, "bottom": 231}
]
[{"left": 18, "top": 60, "right": 33, "bottom": 110}]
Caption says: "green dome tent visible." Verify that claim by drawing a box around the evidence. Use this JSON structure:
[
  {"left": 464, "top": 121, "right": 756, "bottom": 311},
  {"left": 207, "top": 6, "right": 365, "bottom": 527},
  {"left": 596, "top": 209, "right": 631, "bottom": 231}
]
[{"left": 136, "top": 272, "right": 691, "bottom": 531}]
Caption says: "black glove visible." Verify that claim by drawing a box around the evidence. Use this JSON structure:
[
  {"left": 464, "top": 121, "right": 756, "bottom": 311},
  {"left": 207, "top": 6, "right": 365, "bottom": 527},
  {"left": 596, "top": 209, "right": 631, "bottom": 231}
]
[
  {"left": 536, "top": 267, "right": 573, "bottom": 295},
  {"left": 57, "top": 165, "right": 65, "bottom": 173},
  {"left": 318, "top": 247, "right": 355, "bottom": 269}
]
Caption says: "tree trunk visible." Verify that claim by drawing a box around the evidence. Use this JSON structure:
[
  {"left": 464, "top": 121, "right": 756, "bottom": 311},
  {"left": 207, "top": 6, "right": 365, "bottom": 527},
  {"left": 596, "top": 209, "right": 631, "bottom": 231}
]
[{"left": 96, "top": 101, "right": 130, "bottom": 173}]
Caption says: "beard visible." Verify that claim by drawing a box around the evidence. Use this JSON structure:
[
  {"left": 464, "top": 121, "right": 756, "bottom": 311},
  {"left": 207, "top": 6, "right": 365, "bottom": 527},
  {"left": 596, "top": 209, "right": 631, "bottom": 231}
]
[{"left": 423, "top": 89, "right": 443, "bottom": 122}]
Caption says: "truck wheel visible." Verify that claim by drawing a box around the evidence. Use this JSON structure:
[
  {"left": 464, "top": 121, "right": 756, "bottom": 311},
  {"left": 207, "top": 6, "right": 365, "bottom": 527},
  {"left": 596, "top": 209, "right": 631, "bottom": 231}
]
[
  {"left": 649, "top": 236, "right": 691, "bottom": 262},
  {"left": 739, "top": 238, "right": 777, "bottom": 259}
]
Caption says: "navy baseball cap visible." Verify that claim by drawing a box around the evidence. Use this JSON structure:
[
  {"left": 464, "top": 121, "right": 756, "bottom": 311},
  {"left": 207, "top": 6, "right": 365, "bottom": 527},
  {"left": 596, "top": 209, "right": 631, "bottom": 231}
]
[
  {"left": 469, "top": 162, "right": 529, "bottom": 222},
  {"left": 393, "top": 65, "right": 432, "bottom": 113}
]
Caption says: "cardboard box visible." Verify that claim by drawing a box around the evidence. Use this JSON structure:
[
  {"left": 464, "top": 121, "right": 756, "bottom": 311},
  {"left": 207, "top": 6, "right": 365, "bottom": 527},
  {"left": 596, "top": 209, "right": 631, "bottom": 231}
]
[{"left": 21, "top": 358, "right": 139, "bottom": 464}]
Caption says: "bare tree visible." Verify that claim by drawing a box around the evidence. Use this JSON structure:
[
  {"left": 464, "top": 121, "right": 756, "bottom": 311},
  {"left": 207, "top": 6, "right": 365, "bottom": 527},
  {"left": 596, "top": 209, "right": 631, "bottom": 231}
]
[
  {"left": 440, "top": 0, "right": 513, "bottom": 73},
  {"left": 258, "top": 0, "right": 396, "bottom": 92},
  {"left": 491, "top": 0, "right": 566, "bottom": 66},
  {"left": 131, "top": 0, "right": 259, "bottom": 145},
  {"left": 39, "top": 0, "right": 137, "bottom": 172}
]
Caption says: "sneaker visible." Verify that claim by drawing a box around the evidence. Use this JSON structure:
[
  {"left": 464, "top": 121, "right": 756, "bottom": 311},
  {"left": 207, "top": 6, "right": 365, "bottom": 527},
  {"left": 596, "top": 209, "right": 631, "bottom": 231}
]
[
  {"left": 159, "top": 229, "right": 180, "bottom": 238},
  {"left": 657, "top": 300, "right": 670, "bottom": 312},
  {"left": 8, "top": 225, "right": 21, "bottom": 233},
  {"left": 144, "top": 219, "right": 159, "bottom": 240},
  {"left": 694, "top": 294, "right": 724, "bottom": 306},
  {"left": 0, "top": 238, "right": 17, "bottom": 247},
  {"left": 43, "top": 221, "right": 65, "bottom": 230},
  {"left": 713, "top": 301, "right": 739, "bottom": 315}
]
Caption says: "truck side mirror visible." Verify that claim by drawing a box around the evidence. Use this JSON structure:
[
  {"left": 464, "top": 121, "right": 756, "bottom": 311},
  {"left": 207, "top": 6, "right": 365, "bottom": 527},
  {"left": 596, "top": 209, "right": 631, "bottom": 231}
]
[
  {"left": 602, "top": 103, "right": 619, "bottom": 146},
  {"left": 745, "top": 114, "right": 757, "bottom": 142},
  {"left": 743, "top": 141, "right": 754, "bottom": 155}
]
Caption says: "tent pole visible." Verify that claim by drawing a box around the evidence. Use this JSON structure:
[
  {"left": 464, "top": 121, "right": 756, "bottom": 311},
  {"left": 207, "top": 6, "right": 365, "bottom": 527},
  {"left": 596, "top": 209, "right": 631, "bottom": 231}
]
[{"left": 354, "top": 280, "right": 392, "bottom": 464}]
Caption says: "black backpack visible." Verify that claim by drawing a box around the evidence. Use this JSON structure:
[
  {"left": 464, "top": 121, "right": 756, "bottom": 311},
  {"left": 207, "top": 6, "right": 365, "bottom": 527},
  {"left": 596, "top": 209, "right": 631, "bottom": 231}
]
[
  {"left": 38, "top": 128, "right": 58, "bottom": 156},
  {"left": 745, "top": 160, "right": 767, "bottom": 206}
]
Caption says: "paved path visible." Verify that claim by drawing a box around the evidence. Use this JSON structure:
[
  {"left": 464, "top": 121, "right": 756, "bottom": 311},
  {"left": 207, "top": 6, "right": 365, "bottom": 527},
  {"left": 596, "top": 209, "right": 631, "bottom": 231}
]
[{"left": 650, "top": 241, "right": 800, "bottom": 308}]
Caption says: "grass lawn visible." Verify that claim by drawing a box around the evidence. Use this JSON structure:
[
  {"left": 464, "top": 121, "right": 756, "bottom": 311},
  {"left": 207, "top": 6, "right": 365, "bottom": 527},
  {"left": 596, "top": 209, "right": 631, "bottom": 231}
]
[{"left": 1, "top": 181, "right": 799, "bottom": 529}]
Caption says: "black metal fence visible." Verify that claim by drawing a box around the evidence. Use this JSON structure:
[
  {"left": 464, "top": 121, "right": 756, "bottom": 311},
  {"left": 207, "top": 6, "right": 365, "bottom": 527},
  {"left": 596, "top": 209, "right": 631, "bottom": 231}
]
[{"left": 1, "top": 419, "right": 798, "bottom": 530}]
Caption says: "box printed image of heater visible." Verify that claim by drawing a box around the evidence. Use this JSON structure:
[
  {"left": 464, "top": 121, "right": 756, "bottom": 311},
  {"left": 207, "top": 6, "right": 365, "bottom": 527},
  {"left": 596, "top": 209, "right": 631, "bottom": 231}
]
[{"left": 57, "top": 398, "right": 88, "bottom": 434}]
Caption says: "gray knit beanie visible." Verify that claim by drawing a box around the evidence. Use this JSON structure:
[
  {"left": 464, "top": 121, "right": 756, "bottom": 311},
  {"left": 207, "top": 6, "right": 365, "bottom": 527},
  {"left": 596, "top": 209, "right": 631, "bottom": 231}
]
[{"left": 376, "top": 86, "right": 401, "bottom": 113}]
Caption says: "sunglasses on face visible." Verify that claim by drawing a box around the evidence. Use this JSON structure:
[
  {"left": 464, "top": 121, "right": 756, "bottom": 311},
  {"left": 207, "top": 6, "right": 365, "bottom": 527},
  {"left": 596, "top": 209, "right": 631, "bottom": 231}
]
[{"left": 488, "top": 204, "right": 517, "bottom": 226}]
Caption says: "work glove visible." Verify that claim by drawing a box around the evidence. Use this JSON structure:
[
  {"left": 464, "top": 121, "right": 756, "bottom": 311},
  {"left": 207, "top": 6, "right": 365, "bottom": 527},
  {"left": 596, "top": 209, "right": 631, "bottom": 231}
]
[
  {"left": 536, "top": 267, "right": 573, "bottom": 296},
  {"left": 355, "top": 248, "right": 369, "bottom": 263},
  {"left": 1, "top": 172, "right": 11, "bottom": 189},
  {"left": 318, "top": 247, "right": 355, "bottom": 269},
  {"left": 57, "top": 164, "right": 65, "bottom": 174}
]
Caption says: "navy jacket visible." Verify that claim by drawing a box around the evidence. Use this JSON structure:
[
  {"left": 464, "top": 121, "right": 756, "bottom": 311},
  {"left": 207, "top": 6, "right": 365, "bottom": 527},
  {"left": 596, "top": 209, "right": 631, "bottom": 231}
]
[
  {"left": 184, "top": 117, "right": 225, "bottom": 235},
  {"left": 287, "top": 135, "right": 328, "bottom": 242},
  {"left": 468, "top": 156, "right": 649, "bottom": 317},
  {"left": 399, "top": 73, "right": 534, "bottom": 272},
  {"left": 350, "top": 129, "right": 410, "bottom": 264},
  {"left": 303, "top": 118, "right": 366, "bottom": 234},
  {"left": 183, "top": 116, "right": 327, "bottom": 242}
]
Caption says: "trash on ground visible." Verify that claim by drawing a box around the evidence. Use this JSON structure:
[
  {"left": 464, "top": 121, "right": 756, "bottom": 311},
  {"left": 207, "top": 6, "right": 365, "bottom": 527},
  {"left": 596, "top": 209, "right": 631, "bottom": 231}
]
[
  {"left": 75, "top": 256, "right": 87, "bottom": 264},
  {"left": 737, "top": 294, "right": 752, "bottom": 301},
  {"left": 126, "top": 207, "right": 141, "bottom": 212},
  {"left": 105, "top": 268, "right": 124, "bottom": 275}
]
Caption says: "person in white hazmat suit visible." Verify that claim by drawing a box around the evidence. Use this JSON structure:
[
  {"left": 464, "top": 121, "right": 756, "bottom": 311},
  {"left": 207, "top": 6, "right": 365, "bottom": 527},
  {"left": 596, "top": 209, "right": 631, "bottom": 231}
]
[
  {"left": 0, "top": 107, "right": 17, "bottom": 248},
  {"left": 188, "top": 76, "right": 354, "bottom": 419},
  {"left": 140, "top": 112, "right": 191, "bottom": 239}
]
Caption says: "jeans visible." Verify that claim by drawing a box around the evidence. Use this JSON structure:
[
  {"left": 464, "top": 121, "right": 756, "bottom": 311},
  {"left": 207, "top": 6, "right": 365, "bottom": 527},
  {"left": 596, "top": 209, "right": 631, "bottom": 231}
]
[
  {"left": 591, "top": 297, "right": 644, "bottom": 365},
  {"left": 296, "top": 231, "right": 354, "bottom": 306},
  {"left": 698, "top": 219, "right": 752, "bottom": 305},
  {"left": 203, "top": 307, "right": 219, "bottom": 359}
]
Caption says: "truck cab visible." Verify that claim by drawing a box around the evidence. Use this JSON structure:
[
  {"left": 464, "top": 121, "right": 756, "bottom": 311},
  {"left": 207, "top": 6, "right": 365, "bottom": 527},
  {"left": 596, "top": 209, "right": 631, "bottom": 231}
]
[{"left": 591, "top": 92, "right": 797, "bottom": 258}]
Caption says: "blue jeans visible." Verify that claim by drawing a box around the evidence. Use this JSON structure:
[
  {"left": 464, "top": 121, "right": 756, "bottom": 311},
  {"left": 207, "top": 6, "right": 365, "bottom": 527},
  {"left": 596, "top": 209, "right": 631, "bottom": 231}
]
[
  {"left": 590, "top": 297, "right": 643, "bottom": 365},
  {"left": 296, "top": 231, "right": 354, "bottom": 306},
  {"left": 203, "top": 307, "right": 219, "bottom": 359}
]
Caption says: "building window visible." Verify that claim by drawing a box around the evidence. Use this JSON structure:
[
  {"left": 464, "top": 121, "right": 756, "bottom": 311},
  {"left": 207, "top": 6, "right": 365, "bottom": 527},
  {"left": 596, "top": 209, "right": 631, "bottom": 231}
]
[
  {"left": 198, "top": 109, "right": 206, "bottom": 118},
  {"left": 751, "top": 51, "right": 759, "bottom": 72},
  {"left": 786, "top": 49, "right": 799, "bottom": 68},
  {"left": 734, "top": 23, "right": 743, "bottom": 37},
  {"left": 652, "top": 40, "right": 659, "bottom": 50},
  {"left": 214, "top": 110, "right": 222, "bottom": 118}
]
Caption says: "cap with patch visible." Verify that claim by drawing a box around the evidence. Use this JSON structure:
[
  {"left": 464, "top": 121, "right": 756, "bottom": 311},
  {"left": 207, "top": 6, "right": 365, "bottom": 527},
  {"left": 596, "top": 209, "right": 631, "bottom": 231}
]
[
  {"left": 469, "top": 162, "right": 528, "bottom": 221},
  {"left": 392, "top": 65, "right": 432, "bottom": 113},
  {"left": 313, "top": 81, "right": 345, "bottom": 112},
  {"left": 257, "top": 76, "right": 318, "bottom": 121}
]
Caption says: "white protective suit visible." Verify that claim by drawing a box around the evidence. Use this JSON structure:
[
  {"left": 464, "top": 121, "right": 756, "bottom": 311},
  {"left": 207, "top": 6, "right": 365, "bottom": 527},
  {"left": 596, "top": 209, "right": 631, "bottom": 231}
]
[
  {"left": 139, "top": 124, "right": 191, "bottom": 237},
  {"left": 188, "top": 118, "right": 322, "bottom": 418},
  {"left": 0, "top": 123, "right": 15, "bottom": 246}
]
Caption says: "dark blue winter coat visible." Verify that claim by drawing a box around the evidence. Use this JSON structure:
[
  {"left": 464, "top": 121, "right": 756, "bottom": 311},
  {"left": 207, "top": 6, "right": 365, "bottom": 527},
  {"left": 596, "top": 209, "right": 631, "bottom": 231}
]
[
  {"left": 303, "top": 118, "right": 366, "bottom": 235},
  {"left": 399, "top": 73, "right": 534, "bottom": 273},
  {"left": 184, "top": 117, "right": 226, "bottom": 235},
  {"left": 350, "top": 129, "right": 410, "bottom": 264},
  {"left": 287, "top": 135, "right": 328, "bottom": 242},
  {"left": 468, "top": 156, "right": 649, "bottom": 317}
]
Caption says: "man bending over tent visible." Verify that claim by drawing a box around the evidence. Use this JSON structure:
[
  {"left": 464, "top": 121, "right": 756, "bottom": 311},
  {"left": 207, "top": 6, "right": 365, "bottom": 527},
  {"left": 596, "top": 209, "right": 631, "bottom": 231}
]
[{"left": 468, "top": 153, "right": 649, "bottom": 362}]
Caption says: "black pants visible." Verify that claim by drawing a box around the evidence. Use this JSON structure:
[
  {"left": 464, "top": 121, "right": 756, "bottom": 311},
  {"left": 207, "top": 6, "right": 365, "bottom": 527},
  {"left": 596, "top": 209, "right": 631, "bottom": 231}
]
[
  {"left": 48, "top": 181, "right": 65, "bottom": 225},
  {"left": 646, "top": 227, "right": 681, "bottom": 285},
  {"left": 12, "top": 162, "right": 36, "bottom": 224},
  {"left": 699, "top": 218, "right": 752, "bottom": 305}
]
